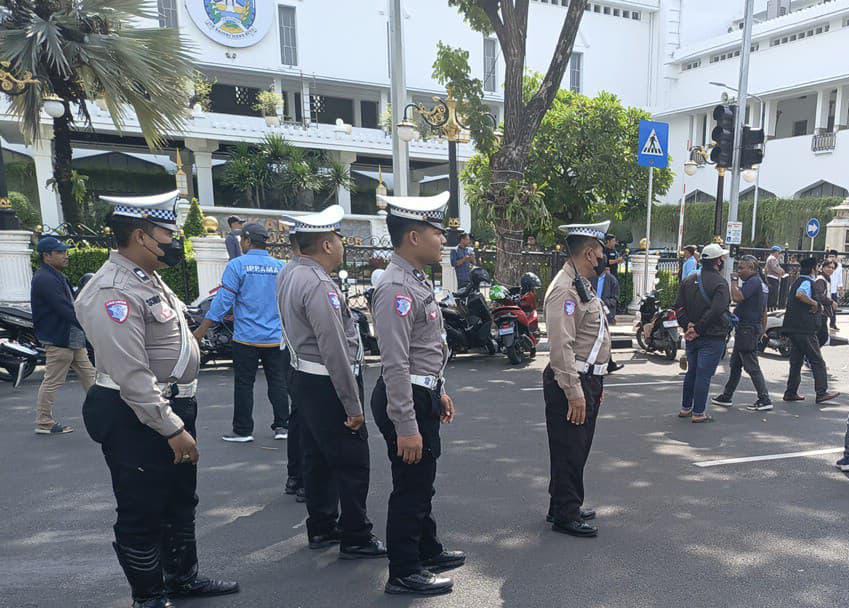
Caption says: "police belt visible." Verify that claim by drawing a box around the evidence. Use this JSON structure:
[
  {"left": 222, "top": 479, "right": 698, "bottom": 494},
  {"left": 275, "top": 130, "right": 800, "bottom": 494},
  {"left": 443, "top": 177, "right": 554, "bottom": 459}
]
[
  {"left": 292, "top": 358, "right": 361, "bottom": 377},
  {"left": 576, "top": 361, "right": 608, "bottom": 376},
  {"left": 95, "top": 372, "right": 198, "bottom": 399},
  {"left": 410, "top": 374, "right": 442, "bottom": 391}
]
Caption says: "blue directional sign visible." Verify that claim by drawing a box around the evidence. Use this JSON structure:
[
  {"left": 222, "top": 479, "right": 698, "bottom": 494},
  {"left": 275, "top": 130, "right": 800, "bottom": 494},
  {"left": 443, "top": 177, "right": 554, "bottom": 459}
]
[
  {"left": 638, "top": 120, "right": 669, "bottom": 169},
  {"left": 806, "top": 218, "right": 820, "bottom": 239}
]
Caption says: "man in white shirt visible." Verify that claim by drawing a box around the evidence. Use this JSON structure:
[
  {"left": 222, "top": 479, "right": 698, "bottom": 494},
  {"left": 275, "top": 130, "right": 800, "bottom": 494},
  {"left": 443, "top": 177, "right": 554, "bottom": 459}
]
[{"left": 828, "top": 250, "right": 843, "bottom": 330}]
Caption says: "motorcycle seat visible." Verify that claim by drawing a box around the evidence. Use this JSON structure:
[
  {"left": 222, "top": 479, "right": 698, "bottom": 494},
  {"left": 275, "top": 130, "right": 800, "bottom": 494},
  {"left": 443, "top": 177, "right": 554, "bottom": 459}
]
[{"left": 0, "top": 305, "right": 32, "bottom": 320}]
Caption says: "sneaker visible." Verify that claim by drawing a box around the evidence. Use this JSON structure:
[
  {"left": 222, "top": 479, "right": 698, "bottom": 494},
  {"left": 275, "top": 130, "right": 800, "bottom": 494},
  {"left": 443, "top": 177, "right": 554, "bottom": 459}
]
[
  {"left": 222, "top": 434, "right": 254, "bottom": 443},
  {"left": 711, "top": 395, "right": 733, "bottom": 408},
  {"left": 273, "top": 428, "right": 288, "bottom": 440},
  {"left": 835, "top": 456, "right": 849, "bottom": 472},
  {"left": 284, "top": 477, "right": 301, "bottom": 495},
  {"left": 35, "top": 423, "right": 73, "bottom": 435},
  {"left": 815, "top": 391, "right": 840, "bottom": 404},
  {"left": 746, "top": 400, "right": 774, "bottom": 412}
]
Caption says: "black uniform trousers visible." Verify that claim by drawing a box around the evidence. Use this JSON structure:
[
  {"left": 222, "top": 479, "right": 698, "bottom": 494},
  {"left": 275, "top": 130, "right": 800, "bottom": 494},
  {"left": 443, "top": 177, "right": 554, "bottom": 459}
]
[
  {"left": 785, "top": 333, "right": 829, "bottom": 397},
  {"left": 767, "top": 277, "right": 781, "bottom": 310},
  {"left": 284, "top": 363, "right": 302, "bottom": 482},
  {"left": 82, "top": 385, "right": 200, "bottom": 594},
  {"left": 543, "top": 365, "right": 603, "bottom": 524},
  {"left": 371, "top": 376, "right": 444, "bottom": 579},
  {"left": 289, "top": 369, "right": 373, "bottom": 546},
  {"left": 232, "top": 343, "right": 290, "bottom": 436}
]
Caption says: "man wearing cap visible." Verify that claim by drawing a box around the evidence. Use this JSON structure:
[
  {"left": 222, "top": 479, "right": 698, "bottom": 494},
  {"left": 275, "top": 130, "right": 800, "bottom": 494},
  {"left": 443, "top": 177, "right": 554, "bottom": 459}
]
[
  {"left": 673, "top": 243, "right": 731, "bottom": 423},
  {"left": 225, "top": 215, "right": 244, "bottom": 260},
  {"left": 766, "top": 246, "right": 785, "bottom": 311},
  {"left": 75, "top": 191, "right": 238, "bottom": 608},
  {"left": 782, "top": 257, "right": 840, "bottom": 404},
  {"left": 681, "top": 245, "right": 698, "bottom": 280},
  {"left": 30, "top": 236, "right": 96, "bottom": 434},
  {"left": 543, "top": 221, "right": 611, "bottom": 539},
  {"left": 605, "top": 234, "right": 621, "bottom": 277},
  {"left": 278, "top": 205, "right": 387, "bottom": 559},
  {"left": 371, "top": 192, "right": 463, "bottom": 597},
  {"left": 194, "top": 223, "right": 289, "bottom": 443}
]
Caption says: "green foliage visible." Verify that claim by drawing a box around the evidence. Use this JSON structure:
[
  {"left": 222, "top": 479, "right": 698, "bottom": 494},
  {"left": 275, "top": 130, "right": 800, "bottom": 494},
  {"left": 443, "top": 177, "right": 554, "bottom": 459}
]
[
  {"left": 617, "top": 270, "right": 633, "bottom": 313},
  {"left": 9, "top": 191, "right": 40, "bottom": 229},
  {"left": 189, "top": 70, "right": 216, "bottom": 111},
  {"left": 33, "top": 245, "right": 198, "bottom": 302},
  {"left": 447, "top": 0, "right": 493, "bottom": 34},
  {"left": 655, "top": 271, "right": 679, "bottom": 309},
  {"left": 618, "top": 198, "right": 842, "bottom": 249},
  {"left": 182, "top": 199, "right": 205, "bottom": 239},
  {"left": 253, "top": 91, "right": 283, "bottom": 116},
  {"left": 462, "top": 159, "right": 551, "bottom": 233}
]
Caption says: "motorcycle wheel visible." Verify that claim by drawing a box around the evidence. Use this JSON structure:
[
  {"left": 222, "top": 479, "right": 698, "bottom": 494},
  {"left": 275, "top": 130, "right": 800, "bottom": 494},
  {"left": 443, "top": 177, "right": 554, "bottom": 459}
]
[
  {"left": 636, "top": 327, "right": 648, "bottom": 351},
  {"left": 486, "top": 339, "right": 497, "bottom": 356},
  {"left": 0, "top": 360, "right": 35, "bottom": 385},
  {"left": 506, "top": 343, "right": 526, "bottom": 365},
  {"left": 664, "top": 341, "right": 678, "bottom": 361}
]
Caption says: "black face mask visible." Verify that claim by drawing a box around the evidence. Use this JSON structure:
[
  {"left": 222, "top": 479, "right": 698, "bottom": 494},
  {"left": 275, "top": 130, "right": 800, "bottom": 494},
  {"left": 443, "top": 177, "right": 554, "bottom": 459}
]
[
  {"left": 144, "top": 234, "right": 185, "bottom": 267},
  {"left": 593, "top": 249, "right": 608, "bottom": 276}
]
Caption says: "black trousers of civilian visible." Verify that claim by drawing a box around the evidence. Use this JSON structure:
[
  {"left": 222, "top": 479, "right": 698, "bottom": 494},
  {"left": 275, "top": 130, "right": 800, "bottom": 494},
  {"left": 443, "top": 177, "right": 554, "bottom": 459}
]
[
  {"left": 722, "top": 341, "right": 771, "bottom": 404},
  {"left": 289, "top": 370, "right": 372, "bottom": 546},
  {"left": 232, "top": 342, "right": 289, "bottom": 436},
  {"left": 786, "top": 333, "right": 829, "bottom": 397},
  {"left": 82, "top": 386, "right": 200, "bottom": 596},
  {"left": 543, "top": 365, "right": 603, "bottom": 524},
  {"left": 371, "top": 376, "right": 444, "bottom": 579},
  {"left": 767, "top": 277, "right": 780, "bottom": 311}
]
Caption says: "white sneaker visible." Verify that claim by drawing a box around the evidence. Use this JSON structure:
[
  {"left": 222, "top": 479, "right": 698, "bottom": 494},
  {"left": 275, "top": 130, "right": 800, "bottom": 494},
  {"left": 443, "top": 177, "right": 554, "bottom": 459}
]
[
  {"left": 274, "top": 429, "right": 288, "bottom": 440},
  {"left": 222, "top": 434, "right": 254, "bottom": 443}
]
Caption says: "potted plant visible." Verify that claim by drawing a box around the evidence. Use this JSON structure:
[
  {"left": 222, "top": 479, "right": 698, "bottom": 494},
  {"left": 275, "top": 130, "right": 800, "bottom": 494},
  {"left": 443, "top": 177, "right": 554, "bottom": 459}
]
[
  {"left": 254, "top": 90, "right": 283, "bottom": 127},
  {"left": 187, "top": 70, "right": 216, "bottom": 116}
]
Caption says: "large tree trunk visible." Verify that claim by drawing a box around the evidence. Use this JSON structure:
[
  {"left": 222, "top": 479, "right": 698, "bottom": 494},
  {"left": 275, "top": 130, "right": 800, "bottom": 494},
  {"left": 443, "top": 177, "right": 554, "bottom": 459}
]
[{"left": 52, "top": 111, "right": 80, "bottom": 227}]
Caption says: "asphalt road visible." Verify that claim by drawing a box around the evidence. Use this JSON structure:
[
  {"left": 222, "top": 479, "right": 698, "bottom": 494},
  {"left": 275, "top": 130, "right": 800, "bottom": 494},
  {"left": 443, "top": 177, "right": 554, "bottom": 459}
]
[{"left": 2, "top": 334, "right": 849, "bottom": 608}]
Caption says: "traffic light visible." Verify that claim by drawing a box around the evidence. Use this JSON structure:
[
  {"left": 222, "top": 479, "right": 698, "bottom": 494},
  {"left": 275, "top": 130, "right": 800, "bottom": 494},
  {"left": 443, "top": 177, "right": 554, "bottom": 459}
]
[
  {"left": 710, "top": 104, "right": 736, "bottom": 169},
  {"left": 740, "top": 126, "right": 765, "bottom": 169}
]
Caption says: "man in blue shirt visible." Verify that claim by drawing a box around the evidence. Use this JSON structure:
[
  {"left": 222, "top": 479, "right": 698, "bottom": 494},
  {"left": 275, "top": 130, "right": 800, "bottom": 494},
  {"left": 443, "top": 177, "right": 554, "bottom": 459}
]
[
  {"left": 194, "top": 223, "right": 289, "bottom": 442},
  {"left": 450, "top": 233, "right": 474, "bottom": 288},
  {"left": 681, "top": 245, "right": 698, "bottom": 280}
]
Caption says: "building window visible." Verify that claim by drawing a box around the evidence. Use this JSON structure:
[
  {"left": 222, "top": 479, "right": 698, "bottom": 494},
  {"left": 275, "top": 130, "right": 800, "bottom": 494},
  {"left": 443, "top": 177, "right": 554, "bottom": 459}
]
[
  {"left": 483, "top": 38, "right": 498, "bottom": 93},
  {"left": 569, "top": 52, "right": 582, "bottom": 93},
  {"left": 279, "top": 5, "right": 298, "bottom": 66},
  {"left": 632, "top": 11, "right": 641, "bottom": 20},
  {"left": 593, "top": 5, "right": 600, "bottom": 13},
  {"left": 792, "top": 120, "right": 808, "bottom": 137},
  {"left": 361, "top": 101, "right": 379, "bottom": 129},
  {"left": 682, "top": 60, "right": 701, "bottom": 71},
  {"left": 158, "top": 0, "right": 177, "bottom": 28}
]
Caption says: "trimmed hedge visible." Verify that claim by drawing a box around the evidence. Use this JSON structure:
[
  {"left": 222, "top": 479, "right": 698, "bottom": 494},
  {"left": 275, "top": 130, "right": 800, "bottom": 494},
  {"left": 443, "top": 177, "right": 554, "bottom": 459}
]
[{"left": 32, "top": 246, "right": 199, "bottom": 302}]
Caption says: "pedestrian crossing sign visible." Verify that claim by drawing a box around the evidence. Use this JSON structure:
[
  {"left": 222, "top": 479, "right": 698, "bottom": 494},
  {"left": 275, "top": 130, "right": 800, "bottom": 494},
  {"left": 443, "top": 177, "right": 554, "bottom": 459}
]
[{"left": 638, "top": 120, "right": 669, "bottom": 169}]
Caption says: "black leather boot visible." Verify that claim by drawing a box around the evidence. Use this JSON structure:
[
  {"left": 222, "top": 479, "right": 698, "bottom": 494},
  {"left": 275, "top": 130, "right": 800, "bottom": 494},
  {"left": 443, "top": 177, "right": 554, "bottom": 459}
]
[
  {"left": 112, "top": 542, "right": 172, "bottom": 608},
  {"left": 162, "top": 523, "right": 240, "bottom": 598}
]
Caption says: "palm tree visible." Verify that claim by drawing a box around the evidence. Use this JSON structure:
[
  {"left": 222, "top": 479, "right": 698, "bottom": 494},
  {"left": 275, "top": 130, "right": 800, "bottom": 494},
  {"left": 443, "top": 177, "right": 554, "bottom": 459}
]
[{"left": 0, "top": 0, "right": 195, "bottom": 226}]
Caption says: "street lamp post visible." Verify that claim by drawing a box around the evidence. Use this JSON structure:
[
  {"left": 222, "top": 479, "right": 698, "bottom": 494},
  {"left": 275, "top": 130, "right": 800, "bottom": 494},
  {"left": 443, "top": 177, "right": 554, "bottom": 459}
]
[{"left": 396, "top": 94, "right": 500, "bottom": 245}]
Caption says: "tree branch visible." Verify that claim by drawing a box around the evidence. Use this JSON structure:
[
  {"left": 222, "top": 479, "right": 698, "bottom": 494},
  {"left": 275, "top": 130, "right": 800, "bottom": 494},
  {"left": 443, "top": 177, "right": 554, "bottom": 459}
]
[{"left": 480, "top": 0, "right": 506, "bottom": 46}]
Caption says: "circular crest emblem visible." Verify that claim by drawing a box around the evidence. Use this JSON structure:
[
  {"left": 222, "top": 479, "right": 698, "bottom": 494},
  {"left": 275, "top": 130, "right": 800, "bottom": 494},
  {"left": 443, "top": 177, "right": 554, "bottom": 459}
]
[{"left": 186, "top": 0, "right": 273, "bottom": 48}]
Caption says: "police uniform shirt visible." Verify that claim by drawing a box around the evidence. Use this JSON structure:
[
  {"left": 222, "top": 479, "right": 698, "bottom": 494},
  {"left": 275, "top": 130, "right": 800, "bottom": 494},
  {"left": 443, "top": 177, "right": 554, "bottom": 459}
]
[
  {"left": 372, "top": 253, "right": 447, "bottom": 437},
  {"left": 279, "top": 256, "right": 363, "bottom": 417},
  {"left": 543, "top": 262, "right": 611, "bottom": 401},
  {"left": 75, "top": 252, "right": 200, "bottom": 437}
]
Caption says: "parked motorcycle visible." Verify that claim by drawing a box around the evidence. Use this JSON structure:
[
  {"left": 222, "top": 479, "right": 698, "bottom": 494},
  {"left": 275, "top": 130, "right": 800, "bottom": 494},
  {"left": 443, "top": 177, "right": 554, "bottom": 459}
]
[
  {"left": 185, "top": 287, "right": 234, "bottom": 366},
  {"left": 490, "top": 272, "right": 542, "bottom": 365},
  {"left": 634, "top": 290, "right": 679, "bottom": 360},
  {"left": 439, "top": 267, "right": 496, "bottom": 359},
  {"left": 339, "top": 269, "right": 380, "bottom": 356},
  {"left": 0, "top": 305, "right": 43, "bottom": 386},
  {"left": 759, "top": 310, "right": 792, "bottom": 357}
]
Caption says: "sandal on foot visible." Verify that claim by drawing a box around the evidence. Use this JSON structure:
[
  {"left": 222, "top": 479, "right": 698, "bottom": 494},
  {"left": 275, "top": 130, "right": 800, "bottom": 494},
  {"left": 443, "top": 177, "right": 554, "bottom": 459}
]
[
  {"left": 678, "top": 409, "right": 693, "bottom": 418},
  {"left": 692, "top": 414, "right": 714, "bottom": 423}
]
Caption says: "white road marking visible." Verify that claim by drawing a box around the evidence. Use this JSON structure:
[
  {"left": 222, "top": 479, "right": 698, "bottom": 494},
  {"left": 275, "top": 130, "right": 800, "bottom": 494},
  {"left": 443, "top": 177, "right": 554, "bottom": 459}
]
[
  {"left": 693, "top": 447, "right": 843, "bottom": 468},
  {"left": 520, "top": 380, "right": 682, "bottom": 391}
]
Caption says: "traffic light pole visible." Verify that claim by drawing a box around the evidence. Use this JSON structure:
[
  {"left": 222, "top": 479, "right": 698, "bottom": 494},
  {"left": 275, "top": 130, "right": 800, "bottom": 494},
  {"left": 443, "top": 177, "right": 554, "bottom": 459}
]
[{"left": 714, "top": 169, "right": 725, "bottom": 237}]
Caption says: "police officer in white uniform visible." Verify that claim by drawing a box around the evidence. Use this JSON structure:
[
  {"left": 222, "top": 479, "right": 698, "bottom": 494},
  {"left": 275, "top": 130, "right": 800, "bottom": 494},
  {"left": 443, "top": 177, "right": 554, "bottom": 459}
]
[
  {"left": 278, "top": 206, "right": 387, "bottom": 558},
  {"left": 370, "top": 192, "right": 464, "bottom": 597},
  {"left": 75, "top": 192, "right": 238, "bottom": 608}
]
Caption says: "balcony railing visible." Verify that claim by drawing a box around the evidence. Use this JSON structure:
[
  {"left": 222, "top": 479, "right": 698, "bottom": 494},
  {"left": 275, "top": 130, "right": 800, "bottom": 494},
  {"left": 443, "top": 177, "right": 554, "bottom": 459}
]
[{"left": 812, "top": 132, "right": 836, "bottom": 153}]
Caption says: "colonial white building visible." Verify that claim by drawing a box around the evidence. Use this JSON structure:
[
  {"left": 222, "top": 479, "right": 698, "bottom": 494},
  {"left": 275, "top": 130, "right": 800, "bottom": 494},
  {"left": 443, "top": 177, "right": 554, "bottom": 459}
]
[{"left": 1, "top": 0, "right": 847, "bottom": 231}]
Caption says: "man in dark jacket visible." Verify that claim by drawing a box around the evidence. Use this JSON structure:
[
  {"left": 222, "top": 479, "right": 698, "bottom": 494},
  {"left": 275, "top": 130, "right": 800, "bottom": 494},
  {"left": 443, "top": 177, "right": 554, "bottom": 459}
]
[
  {"left": 225, "top": 215, "right": 245, "bottom": 260},
  {"left": 673, "top": 243, "right": 731, "bottom": 423},
  {"left": 31, "top": 236, "right": 96, "bottom": 435},
  {"left": 782, "top": 257, "right": 839, "bottom": 404},
  {"left": 597, "top": 267, "right": 619, "bottom": 324}
]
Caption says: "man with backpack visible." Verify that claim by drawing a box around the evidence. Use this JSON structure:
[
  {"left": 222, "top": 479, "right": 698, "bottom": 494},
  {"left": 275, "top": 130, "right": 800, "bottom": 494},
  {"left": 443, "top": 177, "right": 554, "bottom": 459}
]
[{"left": 673, "top": 243, "right": 731, "bottom": 423}]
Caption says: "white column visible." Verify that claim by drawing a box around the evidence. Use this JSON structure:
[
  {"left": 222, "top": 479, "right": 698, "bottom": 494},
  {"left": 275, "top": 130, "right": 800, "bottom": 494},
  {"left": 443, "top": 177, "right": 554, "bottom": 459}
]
[
  {"left": 29, "top": 135, "right": 62, "bottom": 228},
  {"left": 352, "top": 97, "right": 362, "bottom": 128},
  {"left": 190, "top": 236, "right": 229, "bottom": 304},
  {"left": 834, "top": 85, "right": 848, "bottom": 131},
  {"left": 814, "top": 88, "right": 829, "bottom": 134},
  {"left": 331, "top": 151, "right": 356, "bottom": 214},
  {"left": 628, "top": 253, "right": 660, "bottom": 311},
  {"left": 369, "top": 215, "right": 390, "bottom": 242},
  {"left": 301, "top": 81, "right": 312, "bottom": 125},
  {"left": 185, "top": 138, "right": 219, "bottom": 206},
  {"left": 763, "top": 99, "right": 776, "bottom": 139},
  {"left": 458, "top": 161, "right": 471, "bottom": 232},
  {"left": 285, "top": 90, "right": 296, "bottom": 121},
  {"left": 379, "top": 89, "right": 389, "bottom": 126},
  {"left": 0, "top": 230, "right": 34, "bottom": 303},
  {"left": 440, "top": 247, "right": 457, "bottom": 292}
]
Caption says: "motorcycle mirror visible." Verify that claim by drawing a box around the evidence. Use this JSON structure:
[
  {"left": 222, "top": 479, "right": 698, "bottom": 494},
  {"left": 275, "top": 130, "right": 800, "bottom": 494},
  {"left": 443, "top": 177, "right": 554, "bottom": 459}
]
[{"left": 338, "top": 269, "right": 349, "bottom": 281}]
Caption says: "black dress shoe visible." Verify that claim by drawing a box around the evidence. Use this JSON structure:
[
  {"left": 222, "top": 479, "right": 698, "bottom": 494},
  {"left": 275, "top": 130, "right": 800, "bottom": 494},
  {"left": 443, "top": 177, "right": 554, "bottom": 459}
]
[
  {"left": 552, "top": 519, "right": 598, "bottom": 538},
  {"left": 133, "top": 599, "right": 173, "bottom": 608},
  {"left": 284, "top": 477, "right": 300, "bottom": 495},
  {"left": 421, "top": 550, "right": 466, "bottom": 573},
  {"left": 385, "top": 571, "right": 453, "bottom": 596},
  {"left": 546, "top": 509, "right": 595, "bottom": 523},
  {"left": 309, "top": 529, "right": 341, "bottom": 549},
  {"left": 607, "top": 360, "right": 625, "bottom": 373},
  {"left": 166, "top": 576, "right": 240, "bottom": 598},
  {"left": 295, "top": 487, "right": 306, "bottom": 503},
  {"left": 339, "top": 536, "right": 387, "bottom": 559}
]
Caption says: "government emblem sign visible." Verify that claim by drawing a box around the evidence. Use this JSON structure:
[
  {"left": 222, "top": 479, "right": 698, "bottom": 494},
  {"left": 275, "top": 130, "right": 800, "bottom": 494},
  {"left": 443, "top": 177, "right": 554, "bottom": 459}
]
[{"left": 186, "top": 0, "right": 274, "bottom": 48}]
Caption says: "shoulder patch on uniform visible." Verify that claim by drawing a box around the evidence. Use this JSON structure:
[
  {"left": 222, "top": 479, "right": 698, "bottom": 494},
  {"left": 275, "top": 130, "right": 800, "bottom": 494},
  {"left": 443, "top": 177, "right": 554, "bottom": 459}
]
[
  {"left": 328, "top": 291, "right": 341, "bottom": 310},
  {"left": 564, "top": 300, "right": 577, "bottom": 316},
  {"left": 133, "top": 268, "right": 150, "bottom": 282},
  {"left": 105, "top": 299, "right": 130, "bottom": 324},
  {"left": 394, "top": 294, "right": 413, "bottom": 317}
]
